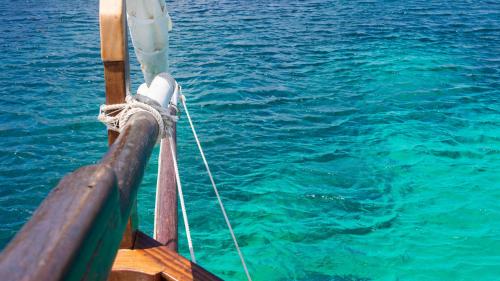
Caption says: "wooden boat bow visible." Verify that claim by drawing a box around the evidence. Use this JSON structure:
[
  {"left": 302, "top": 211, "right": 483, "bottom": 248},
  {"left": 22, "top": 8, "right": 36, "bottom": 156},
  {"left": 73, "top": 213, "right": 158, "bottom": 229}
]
[{"left": 0, "top": 1, "right": 222, "bottom": 280}]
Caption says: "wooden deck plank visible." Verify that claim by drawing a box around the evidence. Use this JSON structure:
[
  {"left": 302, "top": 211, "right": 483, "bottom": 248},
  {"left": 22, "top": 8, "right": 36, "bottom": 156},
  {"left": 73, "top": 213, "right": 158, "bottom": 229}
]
[{"left": 110, "top": 231, "right": 222, "bottom": 281}]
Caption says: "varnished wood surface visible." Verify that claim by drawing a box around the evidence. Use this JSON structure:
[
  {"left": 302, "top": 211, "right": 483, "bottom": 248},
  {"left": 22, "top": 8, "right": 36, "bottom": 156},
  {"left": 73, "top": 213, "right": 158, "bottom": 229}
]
[
  {"left": 0, "top": 112, "right": 160, "bottom": 281},
  {"left": 154, "top": 106, "right": 178, "bottom": 250},
  {"left": 104, "top": 61, "right": 129, "bottom": 146},
  {"left": 110, "top": 232, "right": 223, "bottom": 281},
  {"left": 99, "top": 0, "right": 135, "bottom": 248},
  {"left": 0, "top": 166, "right": 121, "bottom": 281},
  {"left": 99, "top": 0, "right": 127, "bottom": 63}
]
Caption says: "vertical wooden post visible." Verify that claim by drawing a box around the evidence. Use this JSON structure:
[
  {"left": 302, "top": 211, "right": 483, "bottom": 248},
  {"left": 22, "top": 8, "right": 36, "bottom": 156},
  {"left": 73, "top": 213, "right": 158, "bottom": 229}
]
[
  {"left": 99, "top": 0, "right": 137, "bottom": 249},
  {"left": 154, "top": 96, "right": 178, "bottom": 251}
]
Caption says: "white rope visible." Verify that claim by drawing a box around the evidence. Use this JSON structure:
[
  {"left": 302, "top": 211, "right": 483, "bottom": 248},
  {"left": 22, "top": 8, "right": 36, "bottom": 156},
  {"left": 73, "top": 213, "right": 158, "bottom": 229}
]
[
  {"left": 180, "top": 94, "right": 252, "bottom": 281},
  {"left": 98, "top": 95, "right": 177, "bottom": 140},
  {"left": 168, "top": 129, "right": 197, "bottom": 262}
]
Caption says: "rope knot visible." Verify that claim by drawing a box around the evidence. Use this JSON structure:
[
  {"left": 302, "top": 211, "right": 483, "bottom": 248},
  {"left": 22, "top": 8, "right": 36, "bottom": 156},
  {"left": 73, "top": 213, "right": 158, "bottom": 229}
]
[{"left": 98, "top": 95, "right": 178, "bottom": 141}]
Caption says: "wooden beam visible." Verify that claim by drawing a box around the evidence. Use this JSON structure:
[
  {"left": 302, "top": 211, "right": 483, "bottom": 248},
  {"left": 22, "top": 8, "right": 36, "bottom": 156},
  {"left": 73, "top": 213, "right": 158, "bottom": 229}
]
[
  {"left": 99, "top": 0, "right": 127, "bottom": 63},
  {"left": 0, "top": 112, "right": 159, "bottom": 281},
  {"left": 110, "top": 232, "right": 222, "bottom": 281},
  {"left": 99, "top": 0, "right": 136, "bottom": 248},
  {"left": 0, "top": 166, "right": 121, "bottom": 281},
  {"left": 154, "top": 105, "right": 178, "bottom": 250}
]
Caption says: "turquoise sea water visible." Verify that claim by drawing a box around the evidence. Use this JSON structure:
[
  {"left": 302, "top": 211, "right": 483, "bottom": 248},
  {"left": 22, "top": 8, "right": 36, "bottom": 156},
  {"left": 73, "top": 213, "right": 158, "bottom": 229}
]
[{"left": 1, "top": 0, "right": 500, "bottom": 280}]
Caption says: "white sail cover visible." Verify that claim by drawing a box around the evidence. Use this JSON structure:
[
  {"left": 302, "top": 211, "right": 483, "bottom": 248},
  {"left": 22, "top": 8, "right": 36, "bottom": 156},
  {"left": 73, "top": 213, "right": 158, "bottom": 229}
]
[{"left": 126, "top": 0, "right": 172, "bottom": 86}]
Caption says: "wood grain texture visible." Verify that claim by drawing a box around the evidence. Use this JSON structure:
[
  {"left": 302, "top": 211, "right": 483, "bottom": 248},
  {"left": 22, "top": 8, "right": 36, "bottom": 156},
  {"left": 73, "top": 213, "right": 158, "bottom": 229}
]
[
  {"left": 0, "top": 166, "right": 122, "bottom": 281},
  {"left": 154, "top": 106, "right": 178, "bottom": 250},
  {"left": 103, "top": 61, "right": 129, "bottom": 145},
  {"left": 110, "top": 232, "right": 223, "bottom": 281},
  {"left": 99, "top": 0, "right": 127, "bottom": 62},
  {"left": 99, "top": 0, "right": 135, "bottom": 248}
]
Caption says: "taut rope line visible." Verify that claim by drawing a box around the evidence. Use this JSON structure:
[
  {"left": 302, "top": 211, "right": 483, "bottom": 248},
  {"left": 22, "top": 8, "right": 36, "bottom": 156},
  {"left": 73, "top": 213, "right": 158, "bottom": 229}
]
[
  {"left": 180, "top": 94, "right": 253, "bottom": 281},
  {"left": 168, "top": 129, "right": 197, "bottom": 262}
]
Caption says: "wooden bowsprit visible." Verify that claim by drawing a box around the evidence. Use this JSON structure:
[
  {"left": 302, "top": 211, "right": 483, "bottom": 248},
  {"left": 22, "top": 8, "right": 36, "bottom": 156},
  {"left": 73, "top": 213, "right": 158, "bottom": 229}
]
[{"left": 0, "top": 0, "right": 222, "bottom": 280}]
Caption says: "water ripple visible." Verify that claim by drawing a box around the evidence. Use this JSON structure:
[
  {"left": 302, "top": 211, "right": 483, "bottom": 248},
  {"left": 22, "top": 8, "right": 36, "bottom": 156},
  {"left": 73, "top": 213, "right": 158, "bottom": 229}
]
[{"left": 1, "top": 0, "right": 500, "bottom": 280}]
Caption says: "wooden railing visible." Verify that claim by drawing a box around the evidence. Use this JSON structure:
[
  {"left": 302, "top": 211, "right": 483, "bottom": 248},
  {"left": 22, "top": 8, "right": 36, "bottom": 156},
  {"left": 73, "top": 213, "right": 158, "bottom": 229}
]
[
  {"left": 0, "top": 1, "right": 222, "bottom": 280},
  {"left": 0, "top": 112, "right": 159, "bottom": 281}
]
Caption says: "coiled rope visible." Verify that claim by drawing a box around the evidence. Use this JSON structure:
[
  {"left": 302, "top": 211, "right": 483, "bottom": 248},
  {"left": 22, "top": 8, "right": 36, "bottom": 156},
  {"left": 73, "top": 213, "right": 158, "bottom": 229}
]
[{"left": 180, "top": 94, "right": 253, "bottom": 281}]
